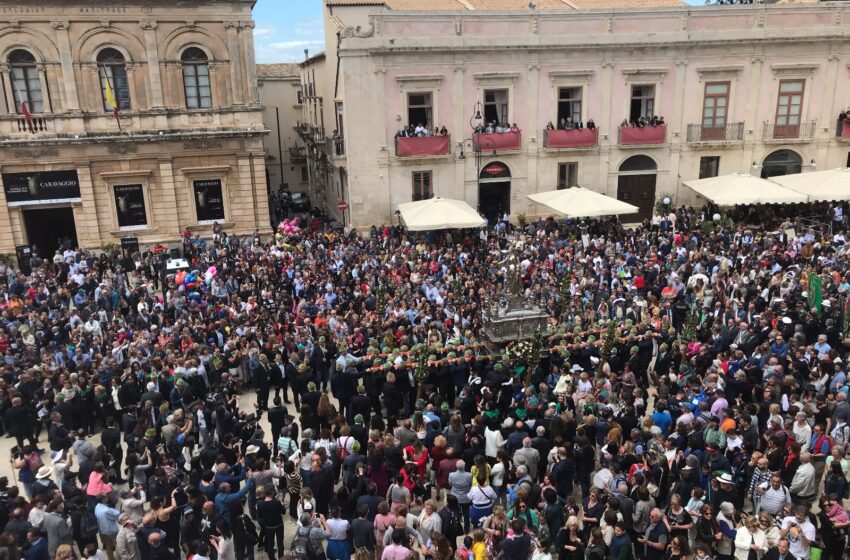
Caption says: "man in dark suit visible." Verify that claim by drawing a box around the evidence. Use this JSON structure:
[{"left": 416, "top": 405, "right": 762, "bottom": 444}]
[
  {"left": 382, "top": 372, "right": 403, "bottom": 426},
  {"left": 265, "top": 398, "right": 287, "bottom": 445},
  {"left": 4, "top": 397, "right": 37, "bottom": 450},
  {"left": 253, "top": 354, "right": 272, "bottom": 411},
  {"left": 100, "top": 417, "right": 123, "bottom": 481},
  {"left": 350, "top": 384, "right": 371, "bottom": 423}
]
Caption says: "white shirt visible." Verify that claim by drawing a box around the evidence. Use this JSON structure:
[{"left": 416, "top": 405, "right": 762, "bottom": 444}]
[{"left": 780, "top": 516, "right": 815, "bottom": 559}]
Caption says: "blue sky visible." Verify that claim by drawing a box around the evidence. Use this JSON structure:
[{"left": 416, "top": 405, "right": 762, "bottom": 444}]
[
  {"left": 253, "top": 0, "right": 325, "bottom": 63},
  {"left": 252, "top": 0, "right": 703, "bottom": 63}
]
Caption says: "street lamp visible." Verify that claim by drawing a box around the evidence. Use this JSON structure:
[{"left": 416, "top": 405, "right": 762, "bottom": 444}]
[{"left": 460, "top": 102, "right": 496, "bottom": 213}]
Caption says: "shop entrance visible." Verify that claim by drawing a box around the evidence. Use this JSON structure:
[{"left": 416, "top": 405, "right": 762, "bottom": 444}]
[
  {"left": 478, "top": 161, "right": 511, "bottom": 225},
  {"left": 23, "top": 207, "right": 77, "bottom": 257}
]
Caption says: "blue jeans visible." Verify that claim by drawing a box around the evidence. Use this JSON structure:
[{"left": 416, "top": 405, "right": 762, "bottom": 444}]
[{"left": 470, "top": 504, "right": 494, "bottom": 528}]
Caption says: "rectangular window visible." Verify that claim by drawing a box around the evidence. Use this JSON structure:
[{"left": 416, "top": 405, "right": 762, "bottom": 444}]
[
  {"left": 776, "top": 79, "right": 804, "bottom": 126},
  {"left": 412, "top": 171, "right": 432, "bottom": 201},
  {"left": 100, "top": 65, "right": 131, "bottom": 111},
  {"left": 183, "top": 63, "right": 212, "bottom": 109},
  {"left": 629, "top": 85, "right": 655, "bottom": 123},
  {"left": 335, "top": 101, "right": 344, "bottom": 136},
  {"left": 407, "top": 92, "right": 433, "bottom": 128},
  {"left": 10, "top": 65, "right": 44, "bottom": 114},
  {"left": 114, "top": 184, "right": 147, "bottom": 228},
  {"left": 300, "top": 166, "right": 308, "bottom": 183},
  {"left": 193, "top": 179, "right": 225, "bottom": 222},
  {"left": 557, "top": 162, "right": 578, "bottom": 189},
  {"left": 557, "top": 87, "right": 582, "bottom": 126},
  {"left": 699, "top": 156, "right": 720, "bottom": 179},
  {"left": 702, "top": 82, "right": 729, "bottom": 128},
  {"left": 484, "top": 89, "right": 509, "bottom": 126},
  {"left": 296, "top": 89, "right": 303, "bottom": 104}
]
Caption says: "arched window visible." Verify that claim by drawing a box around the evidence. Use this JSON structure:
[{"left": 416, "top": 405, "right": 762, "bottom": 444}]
[
  {"left": 181, "top": 47, "right": 212, "bottom": 109},
  {"left": 761, "top": 149, "right": 802, "bottom": 179},
  {"left": 97, "top": 48, "right": 131, "bottom": 111},
  {"left": 8, "top": 50, "right": 43, "bottom": 114}
]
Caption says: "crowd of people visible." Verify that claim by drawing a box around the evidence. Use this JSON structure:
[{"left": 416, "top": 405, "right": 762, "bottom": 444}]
[
  {"left": 545, "top": 119, "right": 596, "bottom": 131},
  {"left": 0, "top": 200, "right": 846, "bottom": 560},
  {"left": 620, "top": 116, "right": 666, "bottom": 128},
  {"left": 396, "top": 125, "right": 450, "bottom": 138}
]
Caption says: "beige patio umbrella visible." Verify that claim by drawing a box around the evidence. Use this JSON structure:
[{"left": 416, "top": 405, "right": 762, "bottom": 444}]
[
  {"left": 770, "top": 168, "right": 850, "bottom": 202},
  {"left": 683, "top": 172, "right": 808, "bottom": 206},
  {"left": 396, "top": 196, "right": 486, "bottom": 231},
  {"left": 527, "top": 187, "right": 639, "bottom": 218}
]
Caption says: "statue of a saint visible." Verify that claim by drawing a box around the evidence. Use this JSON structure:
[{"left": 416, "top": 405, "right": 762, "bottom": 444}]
[{"left": 505, "top": 251, "right": 522, "bottom": 298}]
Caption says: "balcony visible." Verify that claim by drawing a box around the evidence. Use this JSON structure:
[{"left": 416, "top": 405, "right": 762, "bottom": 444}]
[
  {"left": 618, "top": 124, "right": 666, "bottom": 146},
  {"left": 474, "top": 131, "right": 521, "bottom": 151},
  {"left": 686, "top": 122, "right": 744, "bottom": 144},
  {"left": 326, "top": 136, "right": 345, "bottom": 157},
  {"left": 395, "top": 135, "right": 451, "bottom": 158},
  {"left": 289, "top": 146, "right": 306, "bottom": 162},
  {"left": 763, "top": 121, "right": 816, "bottom": 142},
  {"left": 543, "top": 128, "right": 598, "bottom": 149}
]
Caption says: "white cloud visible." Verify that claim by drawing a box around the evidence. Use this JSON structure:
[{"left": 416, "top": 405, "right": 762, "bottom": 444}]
[
  {"left": 293, "top": 18, "right": 323, "bottom": 37},
  {"left": 256, "top": 39, "right": 324, "bottom": 63},
  {"left": 253, "top": 25, "right": 276, "bottom": 38}
]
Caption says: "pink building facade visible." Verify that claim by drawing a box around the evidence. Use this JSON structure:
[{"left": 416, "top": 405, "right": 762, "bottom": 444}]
[{"left": 309, "top": 2, "right": 850, "bottom": 226}]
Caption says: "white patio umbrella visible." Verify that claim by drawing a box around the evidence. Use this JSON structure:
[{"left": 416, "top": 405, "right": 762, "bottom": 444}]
[
  {"left": 770, "top": 168, "right": 850, "bottom": 202},
  {"left": 683, "top": 173, "right": 808, "bottom": 206},
  {"left": 396, "top": 196, "right": 486, "bottom": 231},
  {"left": 527, "top": 187, "right": 639, "bottom": 218}
]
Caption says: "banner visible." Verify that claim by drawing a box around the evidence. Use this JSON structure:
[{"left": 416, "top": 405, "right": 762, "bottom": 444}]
[
  {"left": 114, "top": 184, "right": 146, "bottom": 228},
  {"left": 193, "top": 179, "right": 225, "bottom": 222},
  {"left": 2, "top": 170, "right": 81, "bottom": 206},
  {"left": 808, "top": 273, "right": 823, "bottom": 316}
]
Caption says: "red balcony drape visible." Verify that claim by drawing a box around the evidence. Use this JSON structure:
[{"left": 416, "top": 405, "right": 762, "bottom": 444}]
[
  {"left": 396, "top": 135, "right": 451, "bottom": 157},
  {"left": 474, "top": 131, "right": 521, "bottom": 151},
  {"left": 546, "top": 128, "right": 598, "bottom": 148},
  {"left": 619, "top": 125, "right": 666, "bottom": 145}
]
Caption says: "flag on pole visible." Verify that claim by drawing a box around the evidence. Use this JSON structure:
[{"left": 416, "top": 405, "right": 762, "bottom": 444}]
[
  {"left": 102, "top": 69, "right": 121, "bottom": 130},
  {"left": 14, "top": 89, "right": 33, "bottom": 130}
]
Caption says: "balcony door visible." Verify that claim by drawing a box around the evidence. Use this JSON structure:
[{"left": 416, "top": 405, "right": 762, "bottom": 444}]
[
  {"left": 617, "top": 155, "right": 657, "bottom": 222},
  {"left": 701, "top": 82, "right": 729, "bottom": 141},
  {"left": 774, "top": 80, "right": 804, "bottom": 139}
]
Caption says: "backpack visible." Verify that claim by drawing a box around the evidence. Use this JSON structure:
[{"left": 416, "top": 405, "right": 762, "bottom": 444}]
[
  {"left": 442, "top": 507, "right": 463, "bottom": 535},
  {"left": 290, "top": 527, "right": 323, "bottom": 560},
  {"left": 290, "top": 527, "right": 312, "bottom": 560},
  {"left": 28, "top": 452, "right": 43, "bottom": 471}
]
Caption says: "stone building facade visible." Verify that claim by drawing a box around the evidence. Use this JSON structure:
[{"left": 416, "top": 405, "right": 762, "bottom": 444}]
[
  {"left": 257, "top": 63, "right": 308, "bottom": 198},
  {"left": 0, "top": 0, "right": 267, "bottom": 256},
  {"left": 308, "top": 0, "right": 850, "bottom": 228}
]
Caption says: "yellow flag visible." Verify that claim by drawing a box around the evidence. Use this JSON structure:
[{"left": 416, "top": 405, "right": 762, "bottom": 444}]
[{"left": 103, "top": 71, "right": 118, "bottom": 112}]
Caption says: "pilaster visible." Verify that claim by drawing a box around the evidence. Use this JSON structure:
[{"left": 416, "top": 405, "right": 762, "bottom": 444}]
[
  {"left": 52, "top": 21, "right": 80, "bottom": 112},
  {"left": 225, "top": 22, "right": 244, "bottom": 105},
  {"left": 140, "top": 21, "right": 165, "bottom": 109}
]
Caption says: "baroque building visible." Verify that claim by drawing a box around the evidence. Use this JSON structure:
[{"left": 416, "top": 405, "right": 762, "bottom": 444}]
[
  {"left": 303, "top": 0, "right": 850, "bottom": 228},
  {"left": 0, "top": 0, "right": 267, "bottom": 256}
]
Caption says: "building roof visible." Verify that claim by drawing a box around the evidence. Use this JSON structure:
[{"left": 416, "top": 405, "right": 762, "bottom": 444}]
[
  {"left": 256, "top": 63, "right": 300, "bottom": 80},
  {"left": 325, "top": 0, "right": 685, "bottom": 9}
]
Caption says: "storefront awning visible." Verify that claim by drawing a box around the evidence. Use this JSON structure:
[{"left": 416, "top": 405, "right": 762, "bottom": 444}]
[
  {"left": 683, "top": 173, "right": 808, "bottom": 206},
  {"left": 527, "top": 187, "right": 639, "bottom": 218},
  {"left": 397, "top": 197, "right": 486, "bottom": 231},
  {"left": 769, "top": 168, "right": 850, "bottom": 202}
]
